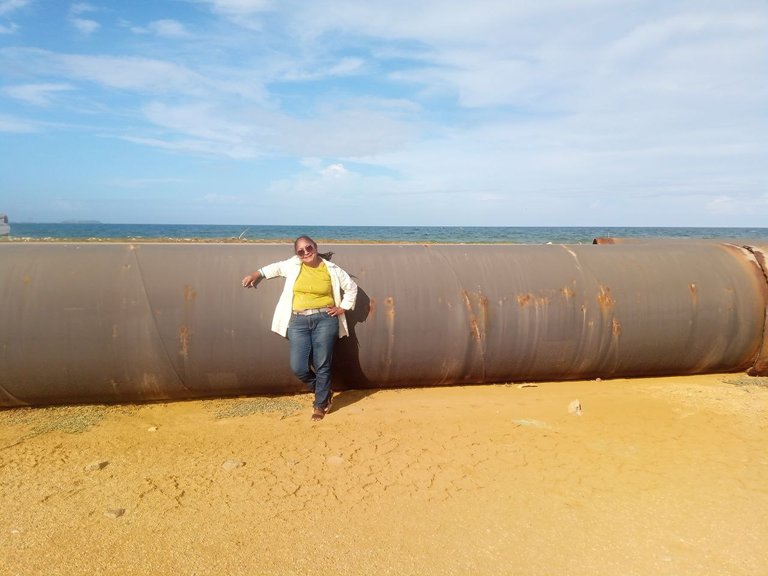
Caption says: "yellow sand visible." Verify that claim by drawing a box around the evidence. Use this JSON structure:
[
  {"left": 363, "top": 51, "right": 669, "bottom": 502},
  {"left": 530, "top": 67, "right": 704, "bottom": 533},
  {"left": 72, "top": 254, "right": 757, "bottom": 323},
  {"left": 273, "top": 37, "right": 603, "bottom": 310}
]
[{"left": 1, "top": 374, "right": 767, "bottom": 576}]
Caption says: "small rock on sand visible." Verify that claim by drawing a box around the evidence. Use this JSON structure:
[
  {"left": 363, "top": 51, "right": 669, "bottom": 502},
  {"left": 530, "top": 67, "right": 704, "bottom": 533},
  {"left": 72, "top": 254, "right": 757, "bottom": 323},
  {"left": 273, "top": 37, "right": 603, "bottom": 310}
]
[
  {"left": 84, "top": 460, "right": 109, "bottom": 472},
  {"left": 568, "top": 400, "right": 582, "bottom": 415},
  {"left": 512, "top": 418, "right": 550, "bottom": 429},
  {"left": 222, "top": 459, "right": 245, "bottom": 471},
  {"left": 104, "top": 508, "right": 125, "bottom": 519}
]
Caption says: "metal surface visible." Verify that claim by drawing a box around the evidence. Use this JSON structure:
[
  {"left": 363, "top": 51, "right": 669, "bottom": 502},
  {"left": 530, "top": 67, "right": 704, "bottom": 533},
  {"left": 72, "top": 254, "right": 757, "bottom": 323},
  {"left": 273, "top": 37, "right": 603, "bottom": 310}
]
[
  {"left": 593, "top": 238, "right": 768, "bottom": 377},
  {"left": 1, "top": 241, "right": 767, "bottom": 407},
  {"left": 742, "top": 243, "right": 768, "bottom": 376},
  {"left": 593, "top": 237, "right": 718, "bottom": 244}
]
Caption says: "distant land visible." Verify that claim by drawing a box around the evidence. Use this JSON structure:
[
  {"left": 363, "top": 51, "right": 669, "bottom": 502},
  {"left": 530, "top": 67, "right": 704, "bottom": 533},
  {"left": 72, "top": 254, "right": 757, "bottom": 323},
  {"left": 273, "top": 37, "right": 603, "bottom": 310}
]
[{"left": 60, "top": 220, "right": 103, "bottom": 224}]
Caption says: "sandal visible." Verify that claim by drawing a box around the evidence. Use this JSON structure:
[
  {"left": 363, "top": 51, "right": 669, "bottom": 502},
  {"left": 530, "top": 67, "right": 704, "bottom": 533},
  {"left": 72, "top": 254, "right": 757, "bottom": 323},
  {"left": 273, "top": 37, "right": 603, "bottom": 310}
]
[
  {"left": 323, "top": 396, "right": 333, "bottom": 414},
  {"left": 311, "top": 408, "right": 325, "bottom": 421}
]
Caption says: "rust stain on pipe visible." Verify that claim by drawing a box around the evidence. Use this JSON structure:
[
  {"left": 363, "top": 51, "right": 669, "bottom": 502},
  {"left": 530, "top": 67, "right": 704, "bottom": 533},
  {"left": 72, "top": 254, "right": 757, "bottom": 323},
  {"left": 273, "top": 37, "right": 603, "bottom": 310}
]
[
  {"left": 597, "top": 286, "right": 615, "bottom": 308},
  {"left": 689, "top": 283, "right": 698, "bottom": 306},
  {"left": 382, "top": 296, "right": 396, "bottom": 376},
  {"left": 517, "top": 293, "right": 550, "bottom": 308},
  {"left": 179, "top": 325, "right": 191, "bottom": 358},
  {"left": 183, "top": 285, "right": 197, "bottom": 303},
  {"left": 384, "top": 296, "right": 395, "bottom": 320},
  {"left": 462, "top": 289, "right": 488, "bottom": 341}
]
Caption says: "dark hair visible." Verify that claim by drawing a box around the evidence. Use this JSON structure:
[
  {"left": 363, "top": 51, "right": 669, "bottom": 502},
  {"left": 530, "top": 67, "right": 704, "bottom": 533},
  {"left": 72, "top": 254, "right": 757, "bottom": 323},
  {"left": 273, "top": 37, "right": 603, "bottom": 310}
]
[{"left": 294, "top": 235, "right": 334, "bottom": 261}]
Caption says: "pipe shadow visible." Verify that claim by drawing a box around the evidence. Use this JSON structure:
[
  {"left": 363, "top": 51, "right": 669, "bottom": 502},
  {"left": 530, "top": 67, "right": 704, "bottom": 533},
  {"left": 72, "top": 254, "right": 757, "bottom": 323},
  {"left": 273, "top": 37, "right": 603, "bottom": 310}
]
[
  {"left": 332, "top": 286, "right": 379, "bottom": 410},
  {"left": 328, "top": 388, "right": 377, "bottom": 412}
]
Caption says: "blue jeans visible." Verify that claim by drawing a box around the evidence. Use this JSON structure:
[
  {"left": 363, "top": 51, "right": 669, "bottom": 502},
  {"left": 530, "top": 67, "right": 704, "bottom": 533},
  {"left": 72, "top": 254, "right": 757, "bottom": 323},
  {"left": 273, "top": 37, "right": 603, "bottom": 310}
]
[{"left": 287, "top": 312, "right": 339, "bottom": 409}]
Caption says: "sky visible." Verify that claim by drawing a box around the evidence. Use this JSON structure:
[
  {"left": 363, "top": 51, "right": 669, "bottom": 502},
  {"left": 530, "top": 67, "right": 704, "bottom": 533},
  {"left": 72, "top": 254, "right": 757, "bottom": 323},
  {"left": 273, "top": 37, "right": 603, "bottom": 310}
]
[{"left": 1, "top": 0, "right": 767, "bottom": 227}]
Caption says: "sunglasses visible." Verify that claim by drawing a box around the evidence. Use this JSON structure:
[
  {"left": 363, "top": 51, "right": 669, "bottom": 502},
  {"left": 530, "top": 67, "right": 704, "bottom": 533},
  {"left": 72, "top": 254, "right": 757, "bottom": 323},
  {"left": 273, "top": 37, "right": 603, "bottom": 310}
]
[{"left": 296, "top": 245, "right": 315, "bottom": 257}]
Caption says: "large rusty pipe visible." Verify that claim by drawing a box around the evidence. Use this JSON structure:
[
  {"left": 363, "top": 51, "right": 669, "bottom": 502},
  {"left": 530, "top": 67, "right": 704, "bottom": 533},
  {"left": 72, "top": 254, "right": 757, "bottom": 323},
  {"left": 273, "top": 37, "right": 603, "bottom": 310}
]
[{"left": 1, "top": 242, "right": 767, "bottom": 407}]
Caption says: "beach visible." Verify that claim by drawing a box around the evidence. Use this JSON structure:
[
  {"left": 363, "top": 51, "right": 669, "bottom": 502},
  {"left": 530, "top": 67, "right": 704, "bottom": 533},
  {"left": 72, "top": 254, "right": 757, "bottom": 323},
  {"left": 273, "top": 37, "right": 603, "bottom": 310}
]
[{"left": 1, "top": 374, "right": 766, "bottom": 575}]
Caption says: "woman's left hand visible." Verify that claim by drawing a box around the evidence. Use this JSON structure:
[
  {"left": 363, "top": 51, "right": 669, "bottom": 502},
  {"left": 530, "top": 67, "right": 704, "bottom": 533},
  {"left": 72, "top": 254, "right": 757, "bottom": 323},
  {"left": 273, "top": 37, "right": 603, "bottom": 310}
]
[{"left": 327, "top": 306, "right": 346, "bottom": 317}]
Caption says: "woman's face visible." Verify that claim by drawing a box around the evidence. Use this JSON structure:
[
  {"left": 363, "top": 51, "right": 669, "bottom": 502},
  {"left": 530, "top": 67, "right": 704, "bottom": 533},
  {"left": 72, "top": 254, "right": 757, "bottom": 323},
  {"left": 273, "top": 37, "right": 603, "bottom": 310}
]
[{"left": 295, "top": 239, "right": 319, "bottom": 264}]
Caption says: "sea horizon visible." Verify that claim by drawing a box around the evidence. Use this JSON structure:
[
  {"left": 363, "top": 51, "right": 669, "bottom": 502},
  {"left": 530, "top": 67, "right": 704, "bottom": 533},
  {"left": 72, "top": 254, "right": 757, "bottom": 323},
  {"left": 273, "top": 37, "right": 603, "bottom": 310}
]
[{"left": 4, "top": 222, "right": 768, "bottom": 245}]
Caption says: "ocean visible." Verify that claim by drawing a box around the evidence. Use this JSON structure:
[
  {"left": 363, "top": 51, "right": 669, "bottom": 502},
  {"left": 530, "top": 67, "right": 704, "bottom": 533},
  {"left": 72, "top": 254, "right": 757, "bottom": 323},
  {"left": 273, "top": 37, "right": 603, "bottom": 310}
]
[{"left": 4, "top": 223, "right": 768, "bottom": 244}]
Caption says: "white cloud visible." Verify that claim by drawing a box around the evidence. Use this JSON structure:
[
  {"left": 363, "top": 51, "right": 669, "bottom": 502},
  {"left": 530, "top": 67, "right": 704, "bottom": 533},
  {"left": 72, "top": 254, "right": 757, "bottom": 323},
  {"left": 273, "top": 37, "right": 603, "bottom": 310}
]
[
  {"left": 109, "top": 177, "right": 189, "bottom": 189},
  {"left": 3, "top": 83, "right": 74, "bottom": 105},
  {"left": 0, "top": 47, "right": 269, "bottom": 100},
  {"left": 391, "top": 51, "right": 541, "bottom": 108},
  {"left": 69, "top": 2, "right": 97, "bottom": 15},
  {"left": 288, "top": 0, "right": 565, "bottom": 47},
  {"left": 707, "top": 193, "right": 768, "bottom": 217},
  {"left": 320, "top": 163, "right": 349, "bottom": 178},
  {"left": 116, "top": 93, "right": 415, "bottom": 160},
  {"left": 70, "top": 17, "right": 100, "bottom": 34},
  {"left": 122, "top": 134, "right": 258, "bottom": 159},
  {"left": 132, "top": 19, "right": 191, "bottom": 38},
  {"left": 281, "top": 57, "right": 365, "bottom": 81},
  {"left": 123, "top": 101, "right": 273, "bottom": 159},
  {"left": 278, "top": 107, "right": 415, "bottom": 157},
  {"left": 0, "top": 113, "right": 39, "bottom": 133},
  {"left": 0, "top": 0, "right": 29, "bottom": 16},
  {"left": 0, "top": 0, "right": 27, "bottom": 33},
  {"left": 142, "top": 101, "right": 257, "bottom": 144},
  {"left": 68, "top": 2, "right": 101, "bottom": 34},
  {"left": 281, "top": 1, "right": 768, "bottom": 121},
  {"left": 65, "top": 54, "right": 198, "bottom": 91},
  {"left": 195, "top": 0, "right": 274, "bottom": 29},
  {"left": 1, "top": 48, "right": 205, "bottom": 94},
  {"left": 150, "top": 19, "right": 190, "bottom": 37},
  {"left": 199, "top": 0, "right": 273, "bottom": 16}
]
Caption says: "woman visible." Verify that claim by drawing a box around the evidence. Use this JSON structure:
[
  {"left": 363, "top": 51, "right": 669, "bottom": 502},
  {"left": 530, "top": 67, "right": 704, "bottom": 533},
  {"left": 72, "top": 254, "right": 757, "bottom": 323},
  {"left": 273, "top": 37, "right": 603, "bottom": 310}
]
[{"left": 242, "top": 236, "right": 358, "bottom": 420}]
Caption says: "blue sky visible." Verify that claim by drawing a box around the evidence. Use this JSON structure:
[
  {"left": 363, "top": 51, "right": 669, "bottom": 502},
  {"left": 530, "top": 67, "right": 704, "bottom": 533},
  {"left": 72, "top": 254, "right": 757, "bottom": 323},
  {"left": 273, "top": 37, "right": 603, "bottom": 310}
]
[{"left": 1, "top": 0, "right": 766, "bottom": 226}]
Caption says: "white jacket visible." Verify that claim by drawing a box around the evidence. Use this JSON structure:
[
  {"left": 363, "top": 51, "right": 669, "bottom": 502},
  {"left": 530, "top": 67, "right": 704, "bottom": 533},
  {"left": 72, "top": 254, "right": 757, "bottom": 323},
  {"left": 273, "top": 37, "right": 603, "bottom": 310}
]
[{"left": 259, "top": 256, "right": 358, "bottom": 338}]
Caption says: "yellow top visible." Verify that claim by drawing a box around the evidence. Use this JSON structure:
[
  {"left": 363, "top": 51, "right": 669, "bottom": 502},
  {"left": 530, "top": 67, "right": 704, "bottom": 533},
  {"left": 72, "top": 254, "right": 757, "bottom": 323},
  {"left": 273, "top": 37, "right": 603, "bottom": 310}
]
[{"left": 292, "top": 261, "right": 334, "bottom": 310}]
